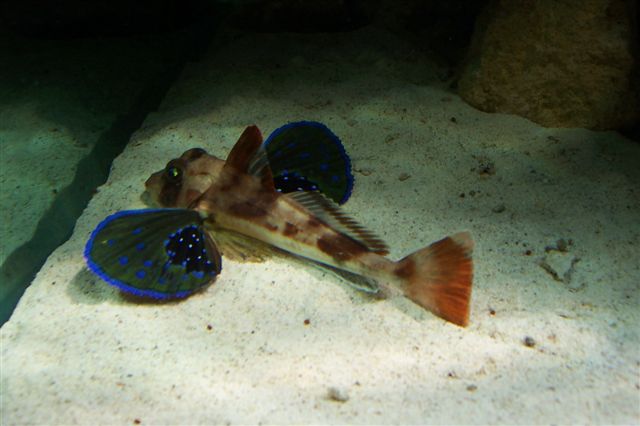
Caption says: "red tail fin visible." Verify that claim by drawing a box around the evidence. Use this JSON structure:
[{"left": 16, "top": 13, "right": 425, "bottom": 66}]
[{"left": 395, "top": 232, "right": 474, "bottom": 326}]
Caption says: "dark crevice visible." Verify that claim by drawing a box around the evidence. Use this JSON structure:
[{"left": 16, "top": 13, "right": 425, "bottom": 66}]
[{"left": 0, "top": 7, "right": 220, "bottom": 325}]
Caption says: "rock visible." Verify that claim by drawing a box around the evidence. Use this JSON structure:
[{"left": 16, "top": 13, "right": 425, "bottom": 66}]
[
  {"left": 458, "top": 0, "right": 640, "bottom": 130},
  {"left": 358, "top": 0, "right": 487, "bottom": 64}
]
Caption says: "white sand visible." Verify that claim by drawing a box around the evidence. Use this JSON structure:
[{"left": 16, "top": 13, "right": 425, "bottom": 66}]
[{"left": 2, "top": 28, "right": 638, "bottom": 424}]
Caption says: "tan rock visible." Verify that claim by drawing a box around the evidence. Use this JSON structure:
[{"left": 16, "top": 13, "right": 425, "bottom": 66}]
[{"left": 458, "top": 0, "right": 640, "bottom": 130}]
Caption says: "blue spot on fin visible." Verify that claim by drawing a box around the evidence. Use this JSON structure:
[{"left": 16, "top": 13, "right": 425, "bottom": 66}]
[
  {"left": 262, "top": 121, "right": 354, "bottom": 205},
  {"left": 84, "top": 209, "right": 222, "bottom": 299}
]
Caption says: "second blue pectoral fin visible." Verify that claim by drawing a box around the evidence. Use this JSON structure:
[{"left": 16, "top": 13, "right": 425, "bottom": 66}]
[
  {"left": 262, "top": 121, "right": 354, "bottom": 205},
  {"left": 84, "top": 209, "right": 222, "bottom": 299}
]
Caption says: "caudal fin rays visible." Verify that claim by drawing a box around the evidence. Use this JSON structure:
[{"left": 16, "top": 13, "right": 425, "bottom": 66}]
[{"left": 396, "top": 232, "right": 474, "bottom": 326}]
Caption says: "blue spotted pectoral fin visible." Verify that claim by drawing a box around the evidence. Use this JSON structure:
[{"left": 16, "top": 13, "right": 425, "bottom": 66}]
[
  {"left": 84, "top": 208, "right": 222, "bottom": 299},
  {"left": 261, "top": 121, "right": 354, "bottom": 205}
]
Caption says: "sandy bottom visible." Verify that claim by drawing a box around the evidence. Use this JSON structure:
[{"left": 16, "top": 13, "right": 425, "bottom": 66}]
[{"left": 1, "top": 28, "right": 638, "bottom": 424}]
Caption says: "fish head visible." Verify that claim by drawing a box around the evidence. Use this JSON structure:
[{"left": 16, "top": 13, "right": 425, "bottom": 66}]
[{"left": 145, "top": 147, "right": 225, "bottom": 208}]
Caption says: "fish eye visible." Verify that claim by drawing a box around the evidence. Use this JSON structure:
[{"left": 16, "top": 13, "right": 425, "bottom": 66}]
[{"left": 165, "top": 165, "right": 182, "bottom": 182}]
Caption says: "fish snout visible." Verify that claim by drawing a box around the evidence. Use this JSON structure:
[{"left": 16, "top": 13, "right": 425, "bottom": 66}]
[{"left": 144, "top": 170, "right": 164, "bottom": 204}]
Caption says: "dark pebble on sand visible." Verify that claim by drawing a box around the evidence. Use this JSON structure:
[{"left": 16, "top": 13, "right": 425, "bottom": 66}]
[
  {"left": 327, "top": 387, "right": 349, "bottom": 402},
  {"left": 492, "top": 204, "right": 506, "bottom": 213}
]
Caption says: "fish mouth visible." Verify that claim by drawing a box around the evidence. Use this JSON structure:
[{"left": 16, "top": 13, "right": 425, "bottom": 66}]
[
  {"left": 143, "top": 170, "right": 164, "bottom": 206},
  {"left": 140, "top": 190, "right": 158, "bottom": 207}
]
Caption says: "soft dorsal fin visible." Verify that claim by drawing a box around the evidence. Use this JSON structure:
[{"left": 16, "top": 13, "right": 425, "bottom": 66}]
[
  {"left": 225, "top": 125, "right": 275, "bottom": 191},
  {"left": 287, "top": 191, "right": 389, "bottom": 255}
]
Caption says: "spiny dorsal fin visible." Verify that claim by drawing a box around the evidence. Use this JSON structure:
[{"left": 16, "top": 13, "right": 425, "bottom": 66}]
[
  {"left": 287, "top": 191, "right": 389, "bottom": 255},
  {"left": 225, "top": 125, "right": 275, "bottom": 191}
]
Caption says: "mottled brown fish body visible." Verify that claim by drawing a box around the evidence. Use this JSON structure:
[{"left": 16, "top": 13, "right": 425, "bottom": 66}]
[
  {"left": 145, "top": 126, "right": 474, "bottom": 326},
  {"left": 196, "top": 169, "right": 397, "bottom": 283}
]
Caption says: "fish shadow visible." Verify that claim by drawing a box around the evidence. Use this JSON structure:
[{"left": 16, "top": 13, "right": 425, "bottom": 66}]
[
  {"left": 68, "top": 252, "right": 430, "bottom": 321},
  {"left": 67, "top": 266, "right": 196, "bottom": 307},
  {"left": 302, "top": 259, "right": 438, "bottom": 322},
  {"left": 66, "top": 267, "right": 115, "bottom": 305}
]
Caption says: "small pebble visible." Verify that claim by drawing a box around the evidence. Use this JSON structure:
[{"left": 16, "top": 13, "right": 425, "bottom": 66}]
[
  {"left": 303, "top": 319, "right": 310, "bottom": 326},
  {"left": 398, "top": 173, "right": 411, "bottom": 181},
  {"left": 492, "top": 204, "right": 506, "bottom": 213},
  {"left": 384, "top": 134, "right": 398, "bottom": 144},
  {"left": 523, "top": 336, "right": 536, "bottom": 347},
  {"left": 556, "top": 238, "right": 569, "bottom": 252},
  {"left": 478, "top": 162, "right": 496, "bottom": 176},
  {"left": 327, "top": 387, "right": 349, "bottom": 402},
  {"left": 466, "top": 384, "right": 477, "bottom": 392}
]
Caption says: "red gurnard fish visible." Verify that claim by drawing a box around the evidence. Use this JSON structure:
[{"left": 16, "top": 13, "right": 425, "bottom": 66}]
[{"left": 85, "top": 122, "right": 473, "bottom": 326}]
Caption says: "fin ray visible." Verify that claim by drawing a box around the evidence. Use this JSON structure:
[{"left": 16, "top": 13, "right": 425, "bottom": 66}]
[
  {"left": 397, "top": 232, "right": 473, "bottom": 326},
  {"left": 288, "top": 191, "right": 389, "bottom": 255}
]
